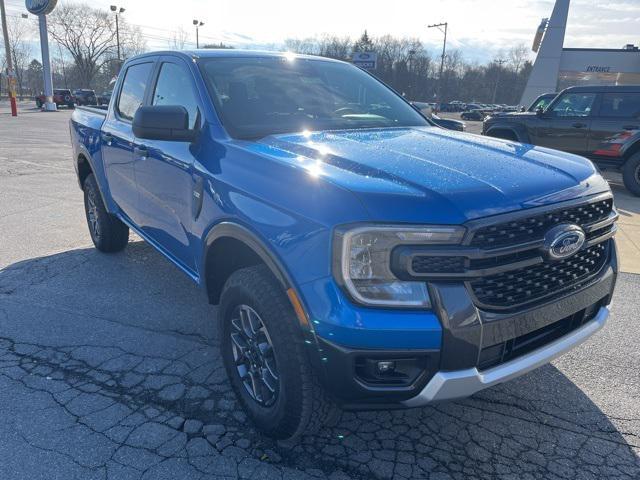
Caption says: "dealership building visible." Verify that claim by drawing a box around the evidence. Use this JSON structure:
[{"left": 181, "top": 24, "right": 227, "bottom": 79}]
[{"left": 520, "top": 0, "right": 640, "bottom": 106}]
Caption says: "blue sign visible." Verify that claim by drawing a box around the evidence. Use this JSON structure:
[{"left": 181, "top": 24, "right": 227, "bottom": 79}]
[
  {"left": 25, "top": 0, "right": 58, "bottom": 15},
  {"left": 352, "top": 52, "right": 378, "bottom": 70}
]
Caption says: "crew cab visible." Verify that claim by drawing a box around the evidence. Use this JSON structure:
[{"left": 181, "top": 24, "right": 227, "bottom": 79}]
[
  {"left": 70, "top": 50, "right": 618, "bottom": 440},
  {"left": 483, "top": 85, "right": 640, "bottom": 195}
]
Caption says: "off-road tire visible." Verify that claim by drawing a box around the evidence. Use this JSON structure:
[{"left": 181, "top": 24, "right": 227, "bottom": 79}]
[
  {"left": 83, "top": 174, "right": 129, "bottom": 252},
  {"left": 622, "top": 152, "right": 640, "bottom": 197},
  {"left": 219, "top": 265, "right": 339, "bottom": 440}
]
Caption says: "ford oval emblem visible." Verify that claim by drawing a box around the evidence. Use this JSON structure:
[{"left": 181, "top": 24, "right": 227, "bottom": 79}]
[
  {"left": 25, "top": 0, "right": 58, "bottom": 16},
  {"left": 542, "top": 224, "right": 586, "bottom": 261}
]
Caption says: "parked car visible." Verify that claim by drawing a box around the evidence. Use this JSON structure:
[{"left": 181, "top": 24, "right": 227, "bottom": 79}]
[
  {"left": 35, "top": 89, "right": 75, "bottom": 109},
  {"left": 431, "top": 113, "right": 466, "bottom": 131},
  {"left": 411, "top": 101, "right": 466, "bottom": 131},
  {"left": 96, "top": 91, "right": 112, "bottom": 106},
  {"left": 74, "top": 89, "right": 97, "bottom": 106},
  {"left": 70, "top": 50, "right": 618, "bottom": 440},
  {"left": 483, "top": 85, "right": 640, "bottom": 195},
  {"left": 461, "top": 109, "right": 487, "bottom": 121}
]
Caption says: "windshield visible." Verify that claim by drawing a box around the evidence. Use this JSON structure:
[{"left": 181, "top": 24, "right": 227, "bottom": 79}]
[
  {"left": 528, "top": 94, "right": 555, "bottom": 111},
  {"left": 198, "top": 56, "right": 429, "bottom": 139}
]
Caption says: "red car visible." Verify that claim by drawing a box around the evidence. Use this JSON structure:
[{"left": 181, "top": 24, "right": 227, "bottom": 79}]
[{"left": 35, "top": 89, "right": 76, "bottom": 109}]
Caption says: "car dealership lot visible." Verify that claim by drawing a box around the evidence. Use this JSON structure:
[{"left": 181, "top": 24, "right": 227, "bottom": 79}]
[{"left": 1, "top": 106, "right": 639, "bottom": 479}]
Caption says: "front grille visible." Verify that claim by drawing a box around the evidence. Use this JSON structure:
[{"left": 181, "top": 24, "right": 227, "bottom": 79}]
[
  {"left": 470, "top": 242, "right": 608, "bottom": 309},
  {"left": 477, "top": 298, "right": 605, "bottom": 370},
  {"left": 412, "top": 256, "right": 465, "bottom": 274},
  {"left": 470, "top": 198, "right": 613, "bottom": 249}
]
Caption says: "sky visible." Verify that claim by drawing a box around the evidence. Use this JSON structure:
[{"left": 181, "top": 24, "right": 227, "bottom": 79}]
[{"left": 4, "top": 0, "right": 640, "bottom": 63}]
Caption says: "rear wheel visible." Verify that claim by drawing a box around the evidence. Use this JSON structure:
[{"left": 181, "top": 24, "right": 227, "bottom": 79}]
[
  {"left": 622, "top": 152, "right": 640, "bottom": 196},
  {"left": 219, "top": 265, "right": 339, "bottom": 440},
  {"left": 83, "top": 174, "right": 129, "bottom": 252}
]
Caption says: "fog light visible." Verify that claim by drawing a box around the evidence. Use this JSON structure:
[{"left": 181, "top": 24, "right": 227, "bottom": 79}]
[{"left": 377, "top": 361, "right": 396, "bottom": 374}]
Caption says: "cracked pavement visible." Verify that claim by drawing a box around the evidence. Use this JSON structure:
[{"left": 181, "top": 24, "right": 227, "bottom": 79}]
[{"left": 0, "top": 105, "right": 639, "bottom": 479}]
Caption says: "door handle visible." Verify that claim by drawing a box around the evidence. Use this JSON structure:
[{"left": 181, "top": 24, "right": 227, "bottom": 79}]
[
  {"left": 102, "top": 133, "right": 113, "bottom": 144},
  {"left": 572, "top": 122, "right": 587, "bottom": 129},
  {"left": 134, "top": 146, "right": 148, "bottom": 159},
  {"left": 623, "top": 125, "right": 639, "bottom": 130}
]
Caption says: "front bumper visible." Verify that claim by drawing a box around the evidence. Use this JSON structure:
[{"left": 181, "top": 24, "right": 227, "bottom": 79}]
[
  {"left": 403, "top": 305, "right": 609, "bottom": 406},
  {"left": 305, "top": 240, "right": 617, "bottom": 409}
]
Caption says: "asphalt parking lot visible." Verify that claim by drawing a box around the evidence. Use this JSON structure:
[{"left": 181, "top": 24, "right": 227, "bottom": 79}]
[{"left": 1, "top": 103, "right": 639, "bottom": 480}]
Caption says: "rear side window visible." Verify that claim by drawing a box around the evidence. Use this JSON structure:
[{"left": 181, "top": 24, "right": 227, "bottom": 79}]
[
  {"left": 152, "top": 62, "right": 200, "bottom": 129},
  {"left": 599, "top": 93, "right": 640, "bottom": 118},
  {"left": 117, "top": 62, "right": 153, "bottom": 121},
  {"left": 550, "top": 92, "right": 596, "bottom": 117}
]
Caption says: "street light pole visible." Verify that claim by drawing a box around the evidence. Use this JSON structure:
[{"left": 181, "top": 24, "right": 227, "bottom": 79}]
[
  {"left": 492, "top": 58, "right": 507, "bottom": 103},
  {"left": 193, "top": 19, "right": 204, "bottom": 48},
  {"left": 428, "top": 22, "right": 448, "bottom": 108},
  {"left": 0, "top": 0, "right": 18, "bottom": 116},
  {"left": 110, "top": 6, "right": 125, "bottom": 66}
]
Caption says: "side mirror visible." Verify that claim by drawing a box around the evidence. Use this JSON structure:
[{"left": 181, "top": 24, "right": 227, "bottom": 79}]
[
  {"left": 519, "top": 106, "right": 526, "bottom": 112},
  {"left": 536, "top": 106, "right": 545, "bottom": 117},
  {"left": 133, "top": 105, "right": 197, "bottom": 142}
]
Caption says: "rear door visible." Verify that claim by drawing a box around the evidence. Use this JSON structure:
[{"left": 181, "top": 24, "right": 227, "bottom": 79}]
[
  {"left": 102, "top": 59, "right": 155, "bottom": 220},
  {"left": 588, "top": 91, "right": 640, "bottom": 164},
  {"left": 531, "top": 91, "right": 597, "bottom": 155},
  {"left": 132, "top": 56, "right": 203, "bottom": 274}
]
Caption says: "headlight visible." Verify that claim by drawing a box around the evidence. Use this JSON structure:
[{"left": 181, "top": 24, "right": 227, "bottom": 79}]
[{"left": 333, "top": 225, "right": 466, "bottom": 308}]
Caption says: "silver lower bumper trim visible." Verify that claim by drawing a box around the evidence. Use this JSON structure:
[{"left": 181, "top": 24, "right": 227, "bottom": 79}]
[{"left": 403, "top": 306, "right": 609, "bottom": 407}]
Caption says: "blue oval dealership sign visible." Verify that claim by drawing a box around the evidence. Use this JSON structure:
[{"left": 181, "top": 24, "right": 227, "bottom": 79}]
[{"left": 25, "top": 0, "right": 58, "bottom": 15}]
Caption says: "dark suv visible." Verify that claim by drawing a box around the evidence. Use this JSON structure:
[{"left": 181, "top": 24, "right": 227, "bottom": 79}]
[
  {"left": 73, "top": 89, "right": 97, "bottom": 106},
  {"left": 483, "top": 86, "right": 640, "bottom": 195}
]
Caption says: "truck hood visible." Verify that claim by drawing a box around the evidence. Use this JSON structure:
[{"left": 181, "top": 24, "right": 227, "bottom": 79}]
[{"left": 253, "top": 127, "right": 609, "bottom": 224}]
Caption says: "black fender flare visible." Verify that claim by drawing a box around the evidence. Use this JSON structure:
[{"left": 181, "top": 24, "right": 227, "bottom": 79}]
[
  {"left": 203, "top": 221, "right": 291, "bottom": 294},
  {"left": 76, "top": 147, "right": 111, "bottom": 207},
  {"left": 485, "top": 123, "right": 530, "bottom": 143},
  {"left": 203, "top": 222, "right": 327, "bottom": 373}
]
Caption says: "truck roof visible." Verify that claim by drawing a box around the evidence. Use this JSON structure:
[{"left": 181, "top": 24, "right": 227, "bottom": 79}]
[
  {"left": 562, "top": 85, "right": 640, "bottom": 93},
  {"left": 126, "top": 49, "right": 345, "bottom": 64}
]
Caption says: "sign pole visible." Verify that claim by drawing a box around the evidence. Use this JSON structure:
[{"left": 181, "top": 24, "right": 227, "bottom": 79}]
[
  {"left": 0, "top": 0, "right": 18, "bottom": 116},
  {"left": 38, "top": 14, "right": 56, "bottom": 111}
]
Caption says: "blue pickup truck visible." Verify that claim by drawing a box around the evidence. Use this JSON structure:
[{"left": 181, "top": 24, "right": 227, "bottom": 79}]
[{"left": 70, "top": 50, "right": 618, "bottom": 440}]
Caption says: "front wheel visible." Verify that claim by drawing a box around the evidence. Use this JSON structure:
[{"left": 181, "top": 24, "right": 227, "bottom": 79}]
[
  {"left": 622, "top": 152, "right": 640, "bottom": 197},
  {"left": 219, "top": 265, "right": 339, "bottom": 440},
  {"left": 83, "top": 174, "right": 129, "bottom": 252}
]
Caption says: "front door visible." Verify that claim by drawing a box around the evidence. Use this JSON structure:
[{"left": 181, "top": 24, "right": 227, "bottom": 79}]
[
  {"left": 532, "top": 91, "right": 597, "bottom": 156},
  {"left": 102, "top": 60, "right": 155, "bottom": 220},
  {"left": 133, "top": 57, "right": 203, "bottom": 274}
]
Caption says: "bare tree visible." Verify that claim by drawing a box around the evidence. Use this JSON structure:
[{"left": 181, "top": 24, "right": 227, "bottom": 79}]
[
  {"left": 48, "top": 3, "right": 117, "bottom": 87},
  {"left": 170, "top": 27, "right": 189, "bottom": 50},
  {"left": 3, "top": 17, "right": 34, "bottom": 97},
  {"left": 48, "top": 2, "right": 145, "bottom": 87},
  {"left": 508, "top": 43, "right": 530, "bottom": 74}
]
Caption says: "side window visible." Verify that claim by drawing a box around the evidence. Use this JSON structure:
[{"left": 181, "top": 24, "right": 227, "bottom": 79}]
[
  {"left": 599, "top": 93, "right": 640, "bottom": 118},
  {"left": 117, "top": 62, "right": 153, "bottom": 121},
  {"left": 550, "top": 93, "right": 596, "bottom": 117},
  {"left": 152, "top": 62, "right": 200, "bottom": 129}
]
